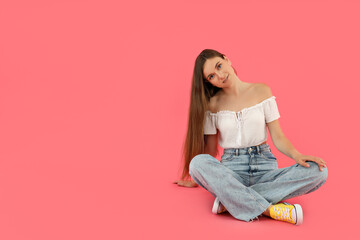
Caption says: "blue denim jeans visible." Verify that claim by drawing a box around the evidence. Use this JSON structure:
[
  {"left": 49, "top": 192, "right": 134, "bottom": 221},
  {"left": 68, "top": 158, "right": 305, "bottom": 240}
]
[{"left": 189, "top": 143, "right": 328, "bottom": 222}]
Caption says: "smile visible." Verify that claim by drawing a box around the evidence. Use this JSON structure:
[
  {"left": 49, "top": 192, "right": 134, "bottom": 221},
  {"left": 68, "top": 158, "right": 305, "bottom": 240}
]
[{"left": 223, "top": 75, "right": 228, "bottom": 83}]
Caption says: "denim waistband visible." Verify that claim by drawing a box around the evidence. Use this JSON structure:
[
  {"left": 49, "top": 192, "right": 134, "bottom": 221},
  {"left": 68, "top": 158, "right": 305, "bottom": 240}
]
[{"left": 223, "top": 143, "right": 269, "bottom": 155}]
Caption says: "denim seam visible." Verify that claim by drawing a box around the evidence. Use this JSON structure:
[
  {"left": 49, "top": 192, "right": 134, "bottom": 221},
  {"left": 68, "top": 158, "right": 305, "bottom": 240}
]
[
  {"left": 283, "top": 175, "right": 327, "bottom": 200},
  {"left": 305, "top": 179, "right": 326, "bottom": 194},
  {"left": 260, "top": 152, "right": 274, "bottom": 161},
  {"left": 245, "top": 188, "right": 267, "bottom": 210}
]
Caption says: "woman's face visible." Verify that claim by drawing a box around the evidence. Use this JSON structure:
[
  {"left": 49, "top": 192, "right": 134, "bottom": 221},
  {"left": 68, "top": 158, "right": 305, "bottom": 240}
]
[{"left": 203, "top": 56, "right": 233, "bottom": 88}]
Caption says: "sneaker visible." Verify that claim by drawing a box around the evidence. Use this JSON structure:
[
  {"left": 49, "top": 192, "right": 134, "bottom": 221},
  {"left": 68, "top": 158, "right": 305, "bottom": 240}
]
[
  {"left": 212, "top": 197, "right": 227, "bottom": 214},
  {"left": 269, "top": 202, "right": 303, "bottom": 225}
]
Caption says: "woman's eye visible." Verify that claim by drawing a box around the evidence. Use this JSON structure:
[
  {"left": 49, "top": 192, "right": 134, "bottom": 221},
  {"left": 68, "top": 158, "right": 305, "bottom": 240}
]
[{"left": 208, "top": 63, "right": 221, "bottom": 80}]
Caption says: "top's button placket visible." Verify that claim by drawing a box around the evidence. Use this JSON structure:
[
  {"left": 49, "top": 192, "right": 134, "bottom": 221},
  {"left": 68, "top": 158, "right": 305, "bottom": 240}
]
[{"left": 236, "top": 111, "right": 242, "bottom": 128}]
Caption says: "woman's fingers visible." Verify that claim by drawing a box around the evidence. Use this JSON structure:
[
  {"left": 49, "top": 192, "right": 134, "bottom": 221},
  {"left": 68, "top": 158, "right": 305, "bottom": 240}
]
[
  {"left": 317, "top": 161, "right": 325, "bottom": 171},
  {"left": 173, "top": 180, "right": 183, "bottom": 185},
  {"left": 302, "top": 159, "right": 327, "bottom": 172},
  {"left": 308, "top": 156, "right": 327, "bottom": 171},
  {"left": 299, "top": 160, "right": 310, "bottom": 168},
  {"left": 296, "top": 155, "right": 327, "bottom": 172},
  {"left": 295, "top": 157, "right": 310, "bottom": 168},
  {"left": 314, "top": 161, "right": 323, "bottom": 171},
  {"left": 173, "top": 180, "right": 198, "bottom": 187},
  {"left": 182, "top": 180, "right": 198, "bottom": 187}
]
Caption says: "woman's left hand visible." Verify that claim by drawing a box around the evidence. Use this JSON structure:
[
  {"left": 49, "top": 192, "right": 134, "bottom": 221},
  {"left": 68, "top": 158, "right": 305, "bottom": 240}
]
[
  {"left": 173, "top": 180, "right": 199, "bottom": 188},
  {"left": 293, "top": 154, "right": 327, "bottom": 172}
]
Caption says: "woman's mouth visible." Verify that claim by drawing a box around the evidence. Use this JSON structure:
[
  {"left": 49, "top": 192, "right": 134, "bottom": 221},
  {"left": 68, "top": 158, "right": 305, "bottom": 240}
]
[{"left": 223, "top": 75, "right": 228, "bottom": 83}]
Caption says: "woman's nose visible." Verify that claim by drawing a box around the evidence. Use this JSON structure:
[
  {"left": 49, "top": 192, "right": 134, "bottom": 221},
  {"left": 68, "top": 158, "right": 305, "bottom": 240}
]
[{"left": 218, "top": 72, "right": 225, "bottom": 80}]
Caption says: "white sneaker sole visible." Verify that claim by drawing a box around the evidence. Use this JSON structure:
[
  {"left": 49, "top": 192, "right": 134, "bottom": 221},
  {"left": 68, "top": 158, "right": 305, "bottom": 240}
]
[
  {"left": 293, "top": 204, "right": 303, "bottom": 225},
  {"left": 212, "top": 197, "right": 220, "bottom": 214}
]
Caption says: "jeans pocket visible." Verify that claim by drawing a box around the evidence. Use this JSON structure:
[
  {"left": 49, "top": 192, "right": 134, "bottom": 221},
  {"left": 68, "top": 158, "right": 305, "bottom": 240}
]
[
  {"left": 261, "top": 150, "right": 277, "bottom": 161},
  {"left": 221, "top": 153, "right": 234, "bottom": 162}
]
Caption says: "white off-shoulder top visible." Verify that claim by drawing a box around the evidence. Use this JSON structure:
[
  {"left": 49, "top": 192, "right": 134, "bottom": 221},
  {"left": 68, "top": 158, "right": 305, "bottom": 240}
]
[{"left": 204, "top": 96, "right": 280, "bottom": 149}]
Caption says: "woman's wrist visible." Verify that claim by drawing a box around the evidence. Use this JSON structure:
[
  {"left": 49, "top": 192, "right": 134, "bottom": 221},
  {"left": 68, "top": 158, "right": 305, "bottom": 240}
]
[{"left": 291, "top": 151, "right": 302, "bottom": 160}]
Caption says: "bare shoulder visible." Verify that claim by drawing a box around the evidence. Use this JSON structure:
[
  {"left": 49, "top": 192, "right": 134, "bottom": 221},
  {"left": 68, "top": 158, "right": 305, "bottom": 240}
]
[
  {"left": 207, "top": 90, "right": 223, "bottom": 113},
  {"left": 208, "top": 95, "right": 218, "bottom": 113},
  {"left": 254, "top": 82, "right": 273, "bottom": 100}
]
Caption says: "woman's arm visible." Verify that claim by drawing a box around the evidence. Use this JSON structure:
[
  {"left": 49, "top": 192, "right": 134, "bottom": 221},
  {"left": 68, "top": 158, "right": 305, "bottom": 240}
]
[
  {"left": 174, "top": 132, "right": 218, "bottom": 187},
  {"left": 204, "top": 132, "right": 219, "bottom": 158},
  {"left": 259, "top": 83, "right": 326, "bottom": 171},
  {"left": 267, "top": 119, "right": 327, "bottom": 171},
  {"left": 267, "top": 120, "right": 301, "bottom": 159}
]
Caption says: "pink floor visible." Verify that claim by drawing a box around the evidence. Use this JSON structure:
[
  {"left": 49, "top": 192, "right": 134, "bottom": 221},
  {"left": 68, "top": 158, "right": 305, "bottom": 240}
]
[{"left": 0, "top": 156, "right": 357, "bottom": 239}]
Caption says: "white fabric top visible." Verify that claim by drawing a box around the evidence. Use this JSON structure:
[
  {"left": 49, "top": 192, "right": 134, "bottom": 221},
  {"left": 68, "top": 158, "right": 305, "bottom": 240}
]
[{"left": 204, "top": 96, "right": 280, "bottom": 149}]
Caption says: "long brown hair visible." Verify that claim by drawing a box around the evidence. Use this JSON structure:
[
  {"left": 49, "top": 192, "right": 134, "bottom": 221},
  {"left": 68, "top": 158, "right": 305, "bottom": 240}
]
[{"left": 179, "top": 49, "right": 237, "bottom": 180}]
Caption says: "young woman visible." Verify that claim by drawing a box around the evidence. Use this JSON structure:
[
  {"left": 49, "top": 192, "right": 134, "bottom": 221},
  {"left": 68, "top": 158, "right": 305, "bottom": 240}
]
[{"left": 174, "top": 49, "right": 328, "bottom": 225}]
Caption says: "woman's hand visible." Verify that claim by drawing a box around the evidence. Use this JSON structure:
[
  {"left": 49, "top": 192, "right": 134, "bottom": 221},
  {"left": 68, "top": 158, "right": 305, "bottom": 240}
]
[
  {"left": 173, "top": 180, "right": 198, "bottom": 188},
  {"left": 293, "top": 153, "right": 327, "bottom": 171}
]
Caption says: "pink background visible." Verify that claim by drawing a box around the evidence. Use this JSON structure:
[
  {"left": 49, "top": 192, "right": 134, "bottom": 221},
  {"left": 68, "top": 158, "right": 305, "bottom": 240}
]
[{"left": 0, "top": 0, "right": 359, "bottom": 239}]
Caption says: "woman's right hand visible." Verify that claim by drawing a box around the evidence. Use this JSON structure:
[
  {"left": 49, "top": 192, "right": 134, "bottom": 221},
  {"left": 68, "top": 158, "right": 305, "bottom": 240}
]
[{"left": 173, "top": 180, "right": 198, "bottom": 188}]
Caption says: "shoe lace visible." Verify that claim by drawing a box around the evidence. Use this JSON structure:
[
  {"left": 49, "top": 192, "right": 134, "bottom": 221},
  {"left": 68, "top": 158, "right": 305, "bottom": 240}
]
[{"left": 274, "top": 205, "right": 293, "bottom": 222}]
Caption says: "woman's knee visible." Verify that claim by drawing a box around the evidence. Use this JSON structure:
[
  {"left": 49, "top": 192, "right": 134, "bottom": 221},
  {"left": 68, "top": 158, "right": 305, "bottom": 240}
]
[
  {"left": 320, "top": 165, "right": 328, "bottom": 183},
  {"left": 307, "top": 161, "right": 328, "bottom": 183},
  {"left": 189, "top": 154, "right": 215, "bottom": 175}
]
